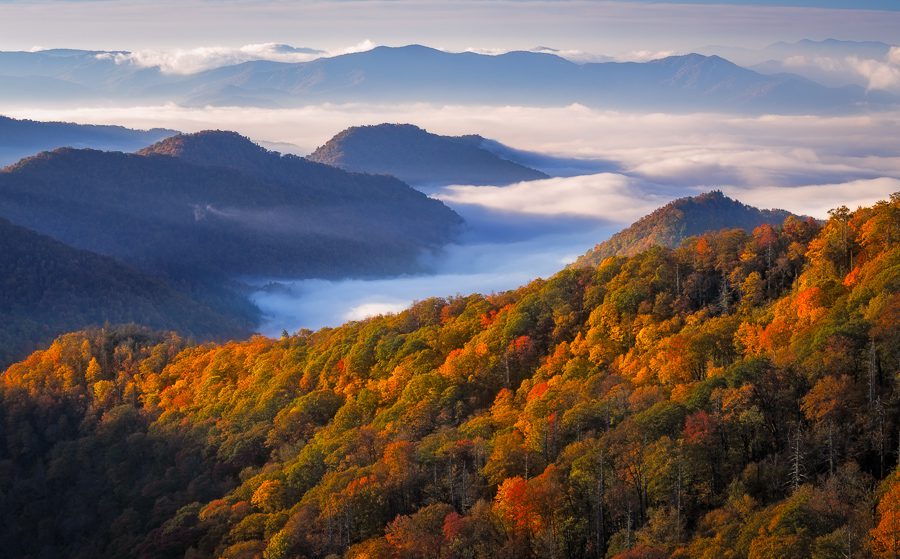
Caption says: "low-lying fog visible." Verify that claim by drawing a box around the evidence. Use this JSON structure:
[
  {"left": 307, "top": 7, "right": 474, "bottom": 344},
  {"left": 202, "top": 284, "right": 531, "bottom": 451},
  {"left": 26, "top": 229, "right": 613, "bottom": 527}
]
[
  {"left": 8, "top": 103, "right": 900, "bottom": 333},
  {"left": 250, "top": 195, "right": 629, "bottom": 334}
]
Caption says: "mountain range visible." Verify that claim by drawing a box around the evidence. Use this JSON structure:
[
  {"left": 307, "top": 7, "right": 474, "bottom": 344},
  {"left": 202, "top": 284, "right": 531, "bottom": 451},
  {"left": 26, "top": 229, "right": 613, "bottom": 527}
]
[
  {"left": 0, "top": 129, "right": 464, "bottom": 358},
  {"left": 308, "top": 124, "right": 549, "bottom": 186},
  {"left": 0, "top": 115, "right": 175, "bottom": 166},
  {"left": 0, "top": 130, "right": 462, "bottom": 281},
  {"left": 1, "top": 45, "right": 893, "bottom": 113},
  {"left": 699, "top": 39, "right": 897, "bottom": 89}
]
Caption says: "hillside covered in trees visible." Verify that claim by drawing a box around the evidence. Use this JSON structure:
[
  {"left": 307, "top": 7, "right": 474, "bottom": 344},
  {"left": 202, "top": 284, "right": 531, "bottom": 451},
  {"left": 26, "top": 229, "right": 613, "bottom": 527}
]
[
  {"left": 0, "top": 216, "right": 252, "bottom": 366},
  {"left": 575, "top": 191, "right": 798, "bottom": 268},
  {"left": 307, "top": 124, "right": 549, "bottom": 187},
  {"left": 0, "top": 195, "right": 897, "bottom": 559},
  {"left": 0, "top": 115, "right": 175, "bottom": 166},
  {"left": 0, "top": 130, "right": 462, "bottom": 281}
]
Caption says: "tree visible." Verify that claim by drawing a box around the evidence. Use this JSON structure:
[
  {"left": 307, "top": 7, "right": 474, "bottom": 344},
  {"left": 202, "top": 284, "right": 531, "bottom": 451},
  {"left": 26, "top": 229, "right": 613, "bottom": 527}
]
[{"left": 873, "top": 476, "right": 900, "bottom": 559}]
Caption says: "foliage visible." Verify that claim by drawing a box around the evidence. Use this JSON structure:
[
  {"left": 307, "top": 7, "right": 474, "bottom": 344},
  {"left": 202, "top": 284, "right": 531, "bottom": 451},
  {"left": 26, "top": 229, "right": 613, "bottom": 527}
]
[
  {"left": 575, "top": 190, "right": 801, "bottom": 267},
  {"left": 1, "top": 194, "right": 898, "bottom": 558},
  {"left": 0, "top": 216, "right": 252, "bottom": 366}
]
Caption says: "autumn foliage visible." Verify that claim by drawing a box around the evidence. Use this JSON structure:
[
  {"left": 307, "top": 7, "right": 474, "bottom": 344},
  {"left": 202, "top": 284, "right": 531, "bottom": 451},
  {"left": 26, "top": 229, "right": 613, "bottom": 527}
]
[{"left": 0, "top": 195, "right": 898, "bottom": 558}]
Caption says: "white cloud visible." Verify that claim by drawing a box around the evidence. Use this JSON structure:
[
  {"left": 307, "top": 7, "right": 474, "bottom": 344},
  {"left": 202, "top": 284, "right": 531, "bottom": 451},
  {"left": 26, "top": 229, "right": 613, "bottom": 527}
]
[
  {"left": 848, "top": 55, "right": 900, "bottom": 91},
  {"left": 722, "top": 177, "right": 900, "bottom": 218},
  {"left": 343, "top": 301, "right": 409, "bottom": 322},
  {"left": 621, "top": 50, "right": 676, "bottom": 62},
  {"left": 334, "top": 39, "right": 377, "bottom": 56},
  {"left": 250, "top": 226, "right": 613, "bottom": 334},
  {"left": 98, "top": 43, "right": 327, "bottom": 74},
  {"left": 891, "top": 47, "right": 900, "bottom": 66},
  {"left": 92, "top": 39, "right": 386, "bottom": 75},
  {"left": 436, "top": 173, "right": 666, "bottom": 221},
  {"left": 764, "top": 48, "right": 900, "bottom": 92}
]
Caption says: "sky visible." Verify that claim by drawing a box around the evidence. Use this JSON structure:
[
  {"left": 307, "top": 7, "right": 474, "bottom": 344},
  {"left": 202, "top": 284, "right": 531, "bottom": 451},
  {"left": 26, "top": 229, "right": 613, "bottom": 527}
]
[{"left": 2, "top": 0, "right": 900, "bottom": 56}]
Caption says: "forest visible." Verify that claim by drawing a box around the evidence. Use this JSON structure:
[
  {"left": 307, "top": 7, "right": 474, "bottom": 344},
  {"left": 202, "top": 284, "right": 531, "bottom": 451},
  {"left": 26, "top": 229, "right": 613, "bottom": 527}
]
[{"left": 0, "top": 194, "right": 898, "bottom": 559}]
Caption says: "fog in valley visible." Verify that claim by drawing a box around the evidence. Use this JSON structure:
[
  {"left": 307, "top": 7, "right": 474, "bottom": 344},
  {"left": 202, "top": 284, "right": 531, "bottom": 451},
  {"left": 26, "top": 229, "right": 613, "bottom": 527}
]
[{"left": 7, "top": 103, "right": 900, "bottom": 334}]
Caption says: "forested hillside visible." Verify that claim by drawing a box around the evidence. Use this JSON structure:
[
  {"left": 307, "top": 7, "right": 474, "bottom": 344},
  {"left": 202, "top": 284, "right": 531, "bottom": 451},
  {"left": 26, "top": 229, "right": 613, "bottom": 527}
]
[
  {"left": 307, "top": 124, "right": 548, "bottom": 186},
  {"left": 0, "top": 115, "right": 175, "bottom": 166},
  {"left": 575, "top": 191, "right": 798, "bottom": 268},
  {"left": 0, "top": 217, "right": 251, "bottom": 366},
  {"left": 0, "top": 195, "right": 897, "bottom": 559},
  {"left": 0, "top": 131, "right": 462, "bottom": 280}
]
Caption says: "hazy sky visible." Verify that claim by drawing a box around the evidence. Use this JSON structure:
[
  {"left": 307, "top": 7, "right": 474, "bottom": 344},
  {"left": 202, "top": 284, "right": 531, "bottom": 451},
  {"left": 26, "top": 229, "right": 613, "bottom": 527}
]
[{"left": 2, "top": 0, "right": 899, "bottom": 55}]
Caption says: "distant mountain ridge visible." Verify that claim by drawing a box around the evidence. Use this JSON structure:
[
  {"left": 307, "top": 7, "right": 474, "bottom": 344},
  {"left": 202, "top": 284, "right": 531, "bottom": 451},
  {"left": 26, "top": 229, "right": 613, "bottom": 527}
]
[
  {"left": 698, "top": 38, "right": 897, "bottom": 89},
  {"left": 0, "top": 115, "right": 176, "bottom": 166},
  {"left": 307, "top": 124, "right": 549, "bottom": 186},
  {"left": 574, "top": 190, "right": 801, "bottom": 268},
  {"left": 0, "top": 216, "right": 250, "bottom": 365},
  {"left": 0, "top": 45, "right": 892, "bottom": 113},
  {"left": 0, "top": 130, "right": 462, "bottom": 282},
  {"left": 171, "top": 46, "right": 889, "bottom": 112}
]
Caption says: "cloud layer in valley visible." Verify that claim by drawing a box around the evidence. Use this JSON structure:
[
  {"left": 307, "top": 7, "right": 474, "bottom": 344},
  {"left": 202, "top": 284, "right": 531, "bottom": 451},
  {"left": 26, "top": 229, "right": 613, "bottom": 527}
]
[
  {"left": 251, "top": 226, "right": 614, "bottom": 334},
  {"left": 6, "top": 102, "right": 898, "bottom": 332},
  {"left": 8, "top": 103, "right": 897, "bottom": 217}
]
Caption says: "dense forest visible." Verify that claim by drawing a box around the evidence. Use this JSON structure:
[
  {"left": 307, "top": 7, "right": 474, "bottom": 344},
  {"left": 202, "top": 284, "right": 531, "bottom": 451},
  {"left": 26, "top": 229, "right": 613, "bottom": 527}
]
[
  {"left": 575, "top": 191, "right": 797, "bottom": 267},
  {"left": 0, "top": 216, "right": 253, "bottom": 366},
  {"left": 0, "top": 195, "right": 897, "bottom": 559}
]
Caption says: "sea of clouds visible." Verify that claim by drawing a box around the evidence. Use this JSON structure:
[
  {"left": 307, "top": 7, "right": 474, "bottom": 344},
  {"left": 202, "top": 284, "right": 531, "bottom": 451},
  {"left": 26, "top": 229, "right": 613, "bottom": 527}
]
[{"left": 7, "top": 103, "right": 898, "bottom": 333}]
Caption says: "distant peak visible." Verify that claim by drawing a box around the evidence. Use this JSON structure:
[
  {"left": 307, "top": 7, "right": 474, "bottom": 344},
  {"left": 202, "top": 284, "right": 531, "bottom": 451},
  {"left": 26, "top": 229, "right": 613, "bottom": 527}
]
[
  {"left": 138, "top": 130, "right": 264, "bottom": 157},
  {"left": 688, "top": 189, "right": 728, "bottom": 202},
  {"left": 572, "top": 190, "right": 798, "bottom": 268},
  {"left": 308, "top": 123, "right": 547, "bottom": 186},
  {"left": 370, "top": 44, "right": 441, "bottom": 55},
  {"left": 345, "top": 123, "right": 426, "bottom": 134},
  {"left": 137, "top": 129, "right": 280, "bottom": 173}
]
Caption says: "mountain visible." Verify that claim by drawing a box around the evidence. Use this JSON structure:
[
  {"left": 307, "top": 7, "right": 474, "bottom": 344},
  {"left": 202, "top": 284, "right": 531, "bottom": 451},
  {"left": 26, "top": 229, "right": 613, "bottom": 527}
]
[
  {"left": 699, "top": 39, "right": 897, "bottom": 89},
  {"left": 698, "top": 38, "right": 893, "bottom": 67},
  {"left": 0, "top": 131, "right": 462, "bottom": 281},
  {"left": 574, "top": 190, "right": 800, "bottom": 268},
  {"left": 0, "top": 115, "right": 176, "bottom": 166},
  {"left": 2, "top": 46, "right": 892, "bottom": 113},
  {"left": 0, "top": 49, "right": 171, "bottom": 105},
  {"left": 0, "top": 216, "right": 250, "bottom": 366},
  {"left": 307, "top": 124, "right": 549, "bottom": 186},
  {"left": 1, "top": 195, "right": 896, "bottom": 558},
  {"left": 169, "top": 46, "right": 885, "bottom": 113},
  {"left": 763, "top": 38, "right": 892, "bottom": 60}
]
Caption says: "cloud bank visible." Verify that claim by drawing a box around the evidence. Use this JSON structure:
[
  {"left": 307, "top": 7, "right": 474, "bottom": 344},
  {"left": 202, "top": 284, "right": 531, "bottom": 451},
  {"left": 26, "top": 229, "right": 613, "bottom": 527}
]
[
  {"left": 437, "top": 173, "right": 668, "bottom": 220},
  {"left": 97, "top": 41, "right": 383, "bottom": 75},
  {"left": 7, "top": 102, "right": 897, "bottom": 331},
  {"left": 8, "top": 103, "right": 899, "bottom": 221},
  {"left": 251, "top": 226, "right": 613, "bottom": 334}
]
